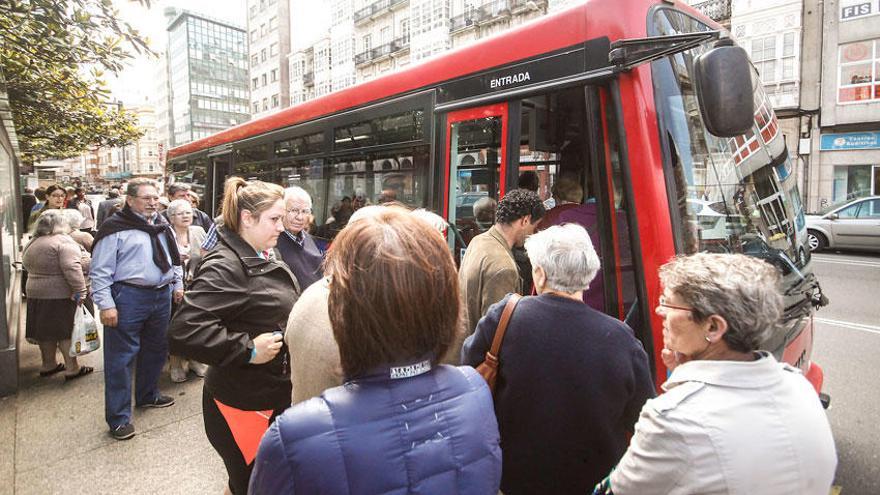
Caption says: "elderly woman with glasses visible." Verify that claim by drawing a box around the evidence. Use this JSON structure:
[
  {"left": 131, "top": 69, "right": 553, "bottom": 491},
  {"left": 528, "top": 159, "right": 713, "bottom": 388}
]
[
  {"left": 597, "top": 253, "right": 837, "bottom": 495},
  {"left": 166, "top": 198, "right": 208, "bottom": 382},
  {"left": 23, "top": 210, "right": 94, "bottom": 380},
  {"left": 461, "top": 223, "right": 655, "bottom": 494}
]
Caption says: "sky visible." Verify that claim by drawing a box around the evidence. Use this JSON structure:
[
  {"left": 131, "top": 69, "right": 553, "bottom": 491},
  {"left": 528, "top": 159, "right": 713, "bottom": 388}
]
[{"left": 107, "top": 0, "right": 330, "bottom": 105}]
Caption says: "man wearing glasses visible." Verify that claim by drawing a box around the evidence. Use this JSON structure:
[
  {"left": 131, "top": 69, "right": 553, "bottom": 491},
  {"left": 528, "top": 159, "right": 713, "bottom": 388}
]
[
  {"left": 90, "top": 178, "right": 184, "bottom": 440},
  {"left": 276, "top": 187, "right": 324, "bottom": 290}
]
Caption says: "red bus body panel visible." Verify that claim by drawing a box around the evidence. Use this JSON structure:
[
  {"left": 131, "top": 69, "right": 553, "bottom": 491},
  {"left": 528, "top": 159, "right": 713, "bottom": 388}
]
[{"left": 167, "top": 0, "right": 823, "bottom": 394}]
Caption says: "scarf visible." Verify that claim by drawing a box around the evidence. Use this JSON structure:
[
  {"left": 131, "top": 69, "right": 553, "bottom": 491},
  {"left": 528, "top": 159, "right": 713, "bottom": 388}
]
[{"left": 92, "top": 204, "right": 181, "bottom": 273}]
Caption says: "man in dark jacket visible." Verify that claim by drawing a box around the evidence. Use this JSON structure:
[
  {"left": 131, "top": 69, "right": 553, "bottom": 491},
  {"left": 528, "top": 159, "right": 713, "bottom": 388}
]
[
  {"left": 21, "top": 187, "right": 36, "bottom": 228},
  {"left": 95, "top": 188, "right": 123, "bottom": 229},
  {"left": 164, "top": 182, "right": 213, "bottom": 230},
  {"left": 276, "top": 186, "right": 324, "bottom": 290}
]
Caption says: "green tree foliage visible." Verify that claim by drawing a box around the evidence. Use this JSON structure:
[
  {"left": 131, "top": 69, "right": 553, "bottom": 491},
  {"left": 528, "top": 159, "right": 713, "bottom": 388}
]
[{"left": 0, "top": 0, "right": 154, "bottom": 164}]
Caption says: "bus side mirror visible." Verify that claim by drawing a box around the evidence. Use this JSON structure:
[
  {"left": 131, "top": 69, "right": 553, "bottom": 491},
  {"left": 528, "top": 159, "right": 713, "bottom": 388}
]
[{"left": 694, "top": 44, "right": 754, "bottom": 137}]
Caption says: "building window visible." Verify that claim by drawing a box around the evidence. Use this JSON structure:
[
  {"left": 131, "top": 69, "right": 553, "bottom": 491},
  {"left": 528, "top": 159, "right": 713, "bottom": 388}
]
[
  {"left": 262, "top": 73, "right": 267, "bottom": 86},
  {"left": 251, "top": 54, "right": 259, "bottom": 67},
  {"left": 271, "top": 69, "right": 278, "bottom": 82},
  {"left": 272, "top": 94, "right": 279, "bottom": 107},
  {"left": 260, "top": 23, "right": 267, "bottom": 37},
  {"left": 832, "top": 165, "right": 873, "bottom": 201},
  {"left": 270, "top": 42, "right": 278, "bottom": 56},
  {"left": 363, "top": 34, "right": 371, "bottom": 52},
  {"left": 838, "top": 39, "right": 880, "bottom": 103},
  {"left": 250, "top": 5, "right": 257, "bottom": 18},
  {"left": 262, "top": 98, "right": 268, "bottom": 111},
  {"left": 261, "top": 48, "right": 267, "bottom": 62},
  {"left": 250, "top": 29, "right": 258, "bottom": 43},
  {"left": 252, "top": 77, "right": 259, "bottom": 89},
  {"left": 253, "top": 102, "right": 260, "bottom": 113},
  {"left": 269, "top": 16, "right": 277, "bottom": 32},
  {"left": 751, "top": 35, "right": 776, "bottom": 83},
  {"left": 781, "top": 32, "right": 796, "bottom": 80}
]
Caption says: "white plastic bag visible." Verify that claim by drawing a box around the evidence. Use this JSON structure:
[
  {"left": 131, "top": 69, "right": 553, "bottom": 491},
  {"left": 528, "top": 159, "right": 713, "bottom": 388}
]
[{"left": 70, "top": 305, "right": 100, "bottom": 357}]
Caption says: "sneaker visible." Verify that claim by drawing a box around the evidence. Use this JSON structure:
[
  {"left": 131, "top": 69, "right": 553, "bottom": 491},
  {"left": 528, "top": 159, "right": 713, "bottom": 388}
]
[
  {"left": 110, "top": 423, "right": 135, "bottom": 440},
  {"left": 169, "top": 368, "right": 188, "bottom": 383},
  {"left": 138, "top": 395, "right": 175, "bottom": 409}
]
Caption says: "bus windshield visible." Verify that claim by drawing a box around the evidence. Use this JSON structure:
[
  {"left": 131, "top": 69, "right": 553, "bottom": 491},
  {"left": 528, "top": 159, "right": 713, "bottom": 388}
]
[{"left": 652, "top": 8, "right": 810, "bottom": 272}]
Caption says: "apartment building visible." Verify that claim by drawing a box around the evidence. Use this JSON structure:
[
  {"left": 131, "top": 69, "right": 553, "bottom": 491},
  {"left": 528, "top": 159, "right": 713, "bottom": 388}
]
[
  {"left": 248, "top": 0, "right": 292, "bottom": 117},
  {"left": 164, "top": 9, "right": 250, "bottom": 148},
  {"left": 801, "top": 0, "right": 880, "bottom": 209}
]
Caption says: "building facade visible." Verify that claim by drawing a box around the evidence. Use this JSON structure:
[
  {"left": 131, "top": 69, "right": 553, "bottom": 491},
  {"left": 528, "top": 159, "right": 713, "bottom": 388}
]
[
  {"left": 164, "top": 9, "right": 250, "bottom": 148},
  {"left": 291, "top": 0, "right": 550, "bottom": 99},
  {"left": 802, "top": 0, "right": 880, "bottom": 210},
  {"left": 248, "top": 0, "right": 292, "bottom": 117}
]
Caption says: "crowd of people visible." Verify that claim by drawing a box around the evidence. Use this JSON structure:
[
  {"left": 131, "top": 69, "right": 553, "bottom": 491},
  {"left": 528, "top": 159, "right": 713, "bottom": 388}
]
[{"left": 19, "top": 176, "right": 837, "bottom": 494}]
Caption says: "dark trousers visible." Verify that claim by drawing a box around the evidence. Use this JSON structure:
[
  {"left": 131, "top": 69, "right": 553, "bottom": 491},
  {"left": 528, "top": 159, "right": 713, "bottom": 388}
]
[
  {"left": 202, "top": 387, "right": 285, "bottom": 495},
  {"left": 103, "top": 283, "right": 172, "bottom": 429}
]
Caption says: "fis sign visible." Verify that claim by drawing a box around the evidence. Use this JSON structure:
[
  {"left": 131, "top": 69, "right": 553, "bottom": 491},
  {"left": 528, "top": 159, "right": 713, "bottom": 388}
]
[{"left": 840, "top": 0, "right": 880, "bottom": 21}]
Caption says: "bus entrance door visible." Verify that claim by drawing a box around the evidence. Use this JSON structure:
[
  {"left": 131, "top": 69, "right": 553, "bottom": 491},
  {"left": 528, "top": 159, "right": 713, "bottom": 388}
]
[
  {"left": 443, "top": 103, "right": 510, "bottom": 263},
  {"left": 208, "top": 153, "right": 231, "bottom": 218}
]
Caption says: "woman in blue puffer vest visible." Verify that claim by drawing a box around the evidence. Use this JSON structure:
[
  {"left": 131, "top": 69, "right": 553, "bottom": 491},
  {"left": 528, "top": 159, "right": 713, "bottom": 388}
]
[{"left": 249, "top": 207, "right": 502, "bottom": 495}]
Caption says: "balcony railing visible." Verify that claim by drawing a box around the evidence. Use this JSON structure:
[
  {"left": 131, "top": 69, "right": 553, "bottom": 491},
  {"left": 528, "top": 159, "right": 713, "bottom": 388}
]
[
  {"left": 302, "top": 72, "right": 314, "bottom": 86},
  {"left": 510, "top": 0, "right": 546, "bottom": 12},
  {"left": 691, "top": 0, "right": 731, "bottom": 23},
  {"left": 450, "top": 1, "right": 511, "bottom": 32},
  {"left": 355, "top": 49, "right": 374, "bottom": 66},
  {"left": 354, "top": 0, "right": 407, "bottom": 24},
  {"left": 393, "top": 35, "right": 410, "bottom": 52}
]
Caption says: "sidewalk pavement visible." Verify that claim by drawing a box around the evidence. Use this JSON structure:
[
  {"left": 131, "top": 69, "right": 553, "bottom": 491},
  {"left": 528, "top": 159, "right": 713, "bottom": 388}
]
[{"left": 0, "top": 304, "right": 226, "bottom": 494}]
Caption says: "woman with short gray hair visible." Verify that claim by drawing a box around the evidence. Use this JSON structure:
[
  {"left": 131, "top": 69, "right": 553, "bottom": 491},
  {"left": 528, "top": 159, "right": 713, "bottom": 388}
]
[
  {"left": 23, "top": 210, "right": 94, "bottom": 380},
  {"left": 462, "top": 223, "right": 654, "bottom": 493},
  {"left": 60, "top": 208, "right": 94, "bottom": 251},
  {"left": 600, "top": 253, "right": 836, "bottom": 495}
]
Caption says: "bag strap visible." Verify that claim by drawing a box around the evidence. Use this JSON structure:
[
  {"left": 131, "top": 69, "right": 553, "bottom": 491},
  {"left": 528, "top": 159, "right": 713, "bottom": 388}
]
[{"left": 485, "top": 293, "right": 522, "bottom": 364}]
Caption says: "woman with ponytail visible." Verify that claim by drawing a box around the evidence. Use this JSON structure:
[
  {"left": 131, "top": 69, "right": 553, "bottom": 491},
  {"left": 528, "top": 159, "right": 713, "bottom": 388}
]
[{"left": 169, "top": 177, "right": 300, "bottom": 495}]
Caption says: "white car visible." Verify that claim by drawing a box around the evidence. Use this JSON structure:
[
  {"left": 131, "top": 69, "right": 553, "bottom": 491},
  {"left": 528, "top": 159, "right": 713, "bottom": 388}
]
[{"left": 805, "top": 196, "right": 880, "bottom": 252}]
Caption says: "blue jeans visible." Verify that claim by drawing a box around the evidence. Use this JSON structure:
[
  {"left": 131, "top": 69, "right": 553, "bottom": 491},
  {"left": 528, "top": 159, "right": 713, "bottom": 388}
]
[{"left": 103, "top": 283, "right": 172, "bottom": 429}]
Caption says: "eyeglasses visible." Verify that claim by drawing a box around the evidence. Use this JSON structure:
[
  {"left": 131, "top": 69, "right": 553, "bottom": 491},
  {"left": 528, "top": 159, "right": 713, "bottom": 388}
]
[
  {"left": 658, "top": 295, "right": 694, "bottom": 312},
  {"left": 286, "top": 207, "right": 312, "bottom": 217}
]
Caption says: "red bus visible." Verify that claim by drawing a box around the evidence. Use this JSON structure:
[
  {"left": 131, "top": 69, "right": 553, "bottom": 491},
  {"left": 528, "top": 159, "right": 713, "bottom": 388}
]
[{"left": 167, "top": 0, "right": 828, "bottom": 398}]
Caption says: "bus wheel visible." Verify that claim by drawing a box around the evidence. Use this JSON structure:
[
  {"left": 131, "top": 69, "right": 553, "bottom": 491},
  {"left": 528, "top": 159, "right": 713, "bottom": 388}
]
[{"left": 807, "top": 230, "right": 827, "bottom": 252}]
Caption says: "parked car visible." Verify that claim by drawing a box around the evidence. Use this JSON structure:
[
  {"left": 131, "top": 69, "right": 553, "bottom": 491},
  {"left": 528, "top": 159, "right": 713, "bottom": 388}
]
[{"left": 805, "top": 196, "right": 880, "bottom": 252}]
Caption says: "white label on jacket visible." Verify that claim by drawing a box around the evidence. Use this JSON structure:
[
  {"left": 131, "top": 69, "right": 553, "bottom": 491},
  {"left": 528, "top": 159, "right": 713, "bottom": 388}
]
[{"left": 390, "top": 360, "right": 432, "bottom": 379}]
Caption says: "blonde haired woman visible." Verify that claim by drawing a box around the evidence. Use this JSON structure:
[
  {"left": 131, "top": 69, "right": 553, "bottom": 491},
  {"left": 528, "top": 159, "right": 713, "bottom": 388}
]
[{"left": 169, "top": 177, "right": 300, "bottom": 495}]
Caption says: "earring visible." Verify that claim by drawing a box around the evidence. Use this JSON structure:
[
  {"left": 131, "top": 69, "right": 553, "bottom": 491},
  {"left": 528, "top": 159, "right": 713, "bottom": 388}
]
[{"left": 704, "top": 335, "right": 711, "bottom": 343}]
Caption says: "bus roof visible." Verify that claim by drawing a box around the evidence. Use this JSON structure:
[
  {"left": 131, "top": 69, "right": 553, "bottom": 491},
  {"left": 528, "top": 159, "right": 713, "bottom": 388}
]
[{"left": 167, "top": 0, "right": 673, "bottom": 160}]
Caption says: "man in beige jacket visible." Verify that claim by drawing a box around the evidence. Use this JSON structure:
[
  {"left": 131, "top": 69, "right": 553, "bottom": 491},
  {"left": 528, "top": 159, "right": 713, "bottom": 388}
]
[{"left": 458, "top": 189, "right": 545, "bottom": 336}]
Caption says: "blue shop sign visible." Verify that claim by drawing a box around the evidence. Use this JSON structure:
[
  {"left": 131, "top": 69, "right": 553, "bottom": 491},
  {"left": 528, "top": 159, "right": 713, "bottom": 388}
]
[{"left": 819, "top": 132, "right": 880, "bottom": 151}]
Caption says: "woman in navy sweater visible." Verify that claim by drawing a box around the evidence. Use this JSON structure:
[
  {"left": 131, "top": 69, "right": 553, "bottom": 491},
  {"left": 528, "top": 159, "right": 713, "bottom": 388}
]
[{"left": 462, "top": 223, "right": 655, "bottom": 495}]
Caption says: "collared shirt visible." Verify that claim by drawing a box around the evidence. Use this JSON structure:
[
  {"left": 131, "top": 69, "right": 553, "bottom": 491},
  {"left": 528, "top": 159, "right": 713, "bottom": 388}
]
[
  {"left": 201, "top": 222, "right": 219, "bottom": 251},
  {"left": 610, "top": 352, "right": 837, "bottom": 495},
  {"left": 283, "top": 229, "right": 304, "bottom": 248},
  {"left": 90, "top": 216, "right": 183, "bottom": 310}
]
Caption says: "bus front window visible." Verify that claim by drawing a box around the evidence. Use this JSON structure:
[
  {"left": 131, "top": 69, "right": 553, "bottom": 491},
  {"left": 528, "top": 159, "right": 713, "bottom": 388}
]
[{"left": 652, "top": 9, "right": 809, "bottom": 269}]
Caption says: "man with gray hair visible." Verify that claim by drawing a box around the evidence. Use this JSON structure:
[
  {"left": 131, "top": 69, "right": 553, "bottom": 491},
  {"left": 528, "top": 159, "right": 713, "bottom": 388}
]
[
  {"left": 91, "top": 178, "right": 184, "bottom": 440},
  {"left": 164, "top": 182, "right": 213, "bottom": 231},
  {"left": 276, "top": 186, "right": 324, "bottom": 290}
]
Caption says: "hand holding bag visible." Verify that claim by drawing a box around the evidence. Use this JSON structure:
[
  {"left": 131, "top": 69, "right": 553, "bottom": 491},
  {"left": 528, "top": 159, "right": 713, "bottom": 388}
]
[
  {"left": 476, "top": 294, "right": 521, "bottom": 393},
  {"left": 70, "top": 304, "right": 101, "bottom": 357}
]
